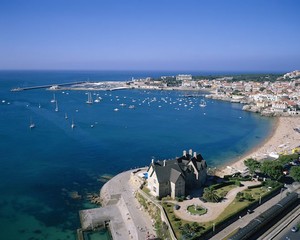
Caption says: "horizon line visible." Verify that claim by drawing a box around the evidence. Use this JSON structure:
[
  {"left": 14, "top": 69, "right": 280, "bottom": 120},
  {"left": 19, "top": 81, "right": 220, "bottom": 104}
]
[{"left": 0, "top": 69, "right": 290, "bottom": 74}]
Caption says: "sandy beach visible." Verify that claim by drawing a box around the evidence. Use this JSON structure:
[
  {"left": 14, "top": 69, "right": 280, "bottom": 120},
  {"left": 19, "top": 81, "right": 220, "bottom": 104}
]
[{"left": 217, "top": 116, "right": 300, "bottom": 177}]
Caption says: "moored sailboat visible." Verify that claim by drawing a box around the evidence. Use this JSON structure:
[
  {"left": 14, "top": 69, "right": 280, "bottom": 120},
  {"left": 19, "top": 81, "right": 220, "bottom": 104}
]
[
  {"left": 51, "top": 93, "right": 56, "bottom": 103},
  {"left": 86, "top": 92, "right": 93, "bottom": 104},
  {"left": 29, "top": 117, "right": 35, "bottom": 129},
  {"left": 199, "top": 99, "right": 207, "bottom": 107},
  {"left": 55, "top": 100, "right": 59, "bottom": 112},
  {"left": 71, "top": 119, "right": 75, "bottom": 129}
]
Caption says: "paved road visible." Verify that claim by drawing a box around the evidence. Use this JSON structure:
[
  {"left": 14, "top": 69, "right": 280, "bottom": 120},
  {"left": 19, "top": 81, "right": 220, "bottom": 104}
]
[{"left": 274, "top": 213, "right": 300, "bottom": 240}]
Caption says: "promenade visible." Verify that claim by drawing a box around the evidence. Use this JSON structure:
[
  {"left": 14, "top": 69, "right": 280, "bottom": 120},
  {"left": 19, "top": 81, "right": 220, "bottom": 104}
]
[{"left": 79, "top": 168, "right": 156, "bottom": 240}]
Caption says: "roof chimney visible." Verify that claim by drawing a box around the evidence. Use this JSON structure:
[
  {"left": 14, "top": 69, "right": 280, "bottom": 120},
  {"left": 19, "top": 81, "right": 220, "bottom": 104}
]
[
  {"left": 193, "top": 152, "right": 197, "bottom": 159},
  {"left": 183, "top": 150, "right": 187, "bottom": 157},
  {"left": 163, "top": 160, "right": 166, "bottom": 167},
  {"left": 189, "top": 149, "right": 193, "bottom": 156}
]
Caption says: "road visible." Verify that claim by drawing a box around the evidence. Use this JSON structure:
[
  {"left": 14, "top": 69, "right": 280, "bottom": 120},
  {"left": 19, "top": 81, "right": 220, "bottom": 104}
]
[
  {"left": 273, "top": 213, "right": 300, "bottom": 240},
  {"left": 210, "top": 188, "right": 288, "bottom": 240}
]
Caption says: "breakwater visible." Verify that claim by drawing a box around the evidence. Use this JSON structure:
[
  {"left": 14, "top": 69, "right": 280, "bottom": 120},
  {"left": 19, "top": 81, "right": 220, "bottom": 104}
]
[{"left": 10, "top": 81, "right": 87, "bottom": 91}]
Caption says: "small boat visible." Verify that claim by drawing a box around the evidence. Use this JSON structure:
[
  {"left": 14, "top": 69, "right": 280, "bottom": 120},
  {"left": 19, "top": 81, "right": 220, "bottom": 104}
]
[
  {"left": 114, "top": 108, "right": 119, "bottom": 112},
  {"left": 55, "top": 100, "right": 59, "bottom": 112},
  {"left": 29, "top": 117, "right": 35, "bottom": 129},
  {"left": 71, "top": 119, "right": 75, "bottom": 129},
  {"left": 129, "top": 105, "right": 135, "bottom": 109},
  {"left": 65, "top": 113, "right": 68, "bottom": 119},
  {"left": 51, "top": 93, "right": 56, "bottom": 103},
  {"left": 38, "top": 103, "right": 41, "bottom": 108},
  {"left": 199, "top": 99, "right": 207, "bottom": 107},
  {"left": 86, "top": 92, "right": 93, "bottom": 104}
]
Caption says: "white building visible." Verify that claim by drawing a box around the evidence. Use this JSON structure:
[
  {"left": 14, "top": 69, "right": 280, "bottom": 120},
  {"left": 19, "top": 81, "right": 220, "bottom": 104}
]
[{"left": 176, "top": 74, "right": 192, "bottom": 81}]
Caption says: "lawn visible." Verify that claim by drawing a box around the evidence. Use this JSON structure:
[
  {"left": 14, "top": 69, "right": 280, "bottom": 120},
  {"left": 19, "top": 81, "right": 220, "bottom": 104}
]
[
  {"left": 215, "top": 184, "right": 238, "bottom": 198},
  {"left": 162, "top": 182, "right": 281, "bottom": 239},
  {"left": 187, "top": 205, "right": 207, "bottom": 215}
]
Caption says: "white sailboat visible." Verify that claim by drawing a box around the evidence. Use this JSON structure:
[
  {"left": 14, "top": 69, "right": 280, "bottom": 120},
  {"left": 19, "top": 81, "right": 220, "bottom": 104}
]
[
  {"left": 71, "top": 119, "right": 75, "bottom": 129},
  {"left": 55, "top": 100, "right": 59, "bottom": 112},
  {"left": 29, "top": 117, "right": 35, "bottom": 129},
  {"left": 51, "top": 93, "right": 56, "bottom": 103},
  {"left": 199, "top": 99, "right": 207, "bottom": 107},
  {"left": 65, "top": 113, "right": 68, "bottom": 119},
  {"left": 86, "top": 92, "right": 93, "bottom": 104}
]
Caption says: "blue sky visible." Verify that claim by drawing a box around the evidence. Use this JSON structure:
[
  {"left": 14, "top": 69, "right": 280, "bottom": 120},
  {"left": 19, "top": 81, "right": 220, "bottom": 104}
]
[{"left": 0, "top": 0, "right": 299, "bottom": 72}]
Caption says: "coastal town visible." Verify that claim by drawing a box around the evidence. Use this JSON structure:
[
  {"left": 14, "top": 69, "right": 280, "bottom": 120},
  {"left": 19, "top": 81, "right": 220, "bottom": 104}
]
[
  {"left": 74, "top": 71, "right": 300, "bottom": 240},
  {"left": 128, "top": 70, "right": 300, "bottom": 117},
  {"left": 47, "top": 70, "right": 300, "bottom": 118}
]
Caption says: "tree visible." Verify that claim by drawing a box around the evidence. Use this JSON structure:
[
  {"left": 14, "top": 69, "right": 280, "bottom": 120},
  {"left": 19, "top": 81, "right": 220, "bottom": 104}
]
[
  {"left": 236, "top": 192, "right": 244, "bottom": 201},
  {"left": 203, "top": 187, "right": 220, "bottom": 203},
  {"left": 191, "top": 222, "right": 200, "bottom": 232},
  {"left": 182, "top": 223, "right": 191, "bottom": 235},
  {"left": 278, "top": 154, "right": 299, "bottom": 165},
  {"left": 290, "top": 166, "right": 300, "bottom": 182},
  {"left": 244, "top": 158, "right": 261, "bottom": 174},
  {"left": 244, "top": 193, "right": 254, "bottom": 202},
  {"left": 260, "top": 160, "right": 283, "bottom": 180}
]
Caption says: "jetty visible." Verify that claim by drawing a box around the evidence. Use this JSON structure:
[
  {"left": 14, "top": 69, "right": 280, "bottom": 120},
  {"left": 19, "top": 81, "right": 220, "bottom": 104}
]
[{"left": 10, "top": 81, "right": 87, "bottom": 92}]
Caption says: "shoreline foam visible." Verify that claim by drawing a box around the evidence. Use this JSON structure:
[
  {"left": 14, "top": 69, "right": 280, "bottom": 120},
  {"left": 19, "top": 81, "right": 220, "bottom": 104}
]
[{"left": 216, "top": 116, "right": 300, "bottom": 177}]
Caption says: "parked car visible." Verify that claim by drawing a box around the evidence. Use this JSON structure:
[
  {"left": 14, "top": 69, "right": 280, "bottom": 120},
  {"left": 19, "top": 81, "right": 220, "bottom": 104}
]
[
  {"left": 291, "top": 226, "right": 298, "bottom": 232},
  {"left": 247, "top": 209, "right": 254, "bottom": 214}
]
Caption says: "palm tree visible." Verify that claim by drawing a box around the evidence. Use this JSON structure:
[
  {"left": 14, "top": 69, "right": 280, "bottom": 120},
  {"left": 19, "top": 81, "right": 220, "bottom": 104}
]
[{"left": 203, "top": 187, "right": 220, "bottom": 203}]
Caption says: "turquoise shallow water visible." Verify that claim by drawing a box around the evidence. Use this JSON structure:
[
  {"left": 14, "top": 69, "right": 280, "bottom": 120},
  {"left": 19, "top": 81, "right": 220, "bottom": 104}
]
[{"left": 0, "top": 71, "right": 274, "bottom": 240}]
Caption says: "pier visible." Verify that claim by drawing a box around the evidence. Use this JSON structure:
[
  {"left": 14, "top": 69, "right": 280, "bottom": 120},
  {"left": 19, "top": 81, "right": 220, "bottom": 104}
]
[{"left": 10, "top": 81, "right": 87, "bottom": 91}]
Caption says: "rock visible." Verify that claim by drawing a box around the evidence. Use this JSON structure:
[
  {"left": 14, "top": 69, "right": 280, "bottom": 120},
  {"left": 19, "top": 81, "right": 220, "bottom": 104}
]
[{"left": 69, "top": 191, "right": 82, "bottom": 200}]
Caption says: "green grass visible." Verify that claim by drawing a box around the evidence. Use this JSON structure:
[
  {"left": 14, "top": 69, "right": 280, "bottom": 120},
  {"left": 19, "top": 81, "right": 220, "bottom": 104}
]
[
  {"left": 201, "top": 185, "right": 274, "bottom": 229},
  {"left": 187, "top": 205, "right": 207, "bottom": 215},
  {"left": 162, "top": 202, "right": 205, "bottom": 239},
  {"left": 167, "top": 185, "right": 275, "bottom": 237},
  {"left": 159, "top": 182, "right": 282, "bottom": 239},
  {"left": 215, "top": 184, "right": 237, "bottom": 198}
]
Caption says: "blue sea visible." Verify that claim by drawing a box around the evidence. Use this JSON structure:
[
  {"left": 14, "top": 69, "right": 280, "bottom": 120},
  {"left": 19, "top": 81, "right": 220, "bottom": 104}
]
[{"left": 0, "top": 70, "right": 274, "bottom": 240}]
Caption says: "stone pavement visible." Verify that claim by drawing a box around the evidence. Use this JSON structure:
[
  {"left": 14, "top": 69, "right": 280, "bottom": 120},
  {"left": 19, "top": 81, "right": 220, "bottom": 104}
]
[{"left": 96, "top": 168, "right": 156, "bottom": 240}]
